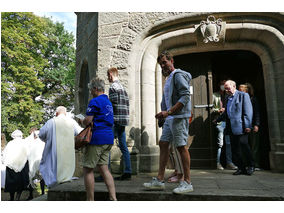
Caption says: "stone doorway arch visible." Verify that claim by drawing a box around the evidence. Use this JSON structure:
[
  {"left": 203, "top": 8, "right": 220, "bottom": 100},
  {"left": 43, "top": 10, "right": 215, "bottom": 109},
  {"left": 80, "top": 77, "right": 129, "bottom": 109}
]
[{"left": 134, "top": 14, "right": 284, "bottom": 172}]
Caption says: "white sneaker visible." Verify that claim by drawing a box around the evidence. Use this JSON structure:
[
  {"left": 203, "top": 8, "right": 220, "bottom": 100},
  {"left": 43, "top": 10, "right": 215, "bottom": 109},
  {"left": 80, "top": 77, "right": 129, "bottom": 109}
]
[
  {"left": 226, "top": 163, "right": 238, "bottom": 170},
  {"left": 217, "top": 163, "right": 224, "bottom": 170},
  {"left": 143, "top": 177, "right": 165, "bottom": 190},
  {"left": 173, "top": 181, "right": 194, "bottom": 194}
]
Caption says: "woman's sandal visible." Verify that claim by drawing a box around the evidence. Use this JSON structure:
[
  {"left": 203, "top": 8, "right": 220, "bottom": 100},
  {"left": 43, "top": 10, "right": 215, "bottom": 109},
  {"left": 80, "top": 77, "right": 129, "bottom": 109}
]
[
  {"left": 167, "top": 175, "right": 179, "bottom": 183},
  {"left": 168, "top": 172, "right": 177, "bottom": 179}
]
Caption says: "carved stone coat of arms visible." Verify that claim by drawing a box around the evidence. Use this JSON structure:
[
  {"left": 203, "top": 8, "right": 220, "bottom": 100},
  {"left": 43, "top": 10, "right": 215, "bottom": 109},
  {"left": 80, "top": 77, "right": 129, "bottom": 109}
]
[{"left": 199, "top": 15, "right": 226, "bottom": 44}]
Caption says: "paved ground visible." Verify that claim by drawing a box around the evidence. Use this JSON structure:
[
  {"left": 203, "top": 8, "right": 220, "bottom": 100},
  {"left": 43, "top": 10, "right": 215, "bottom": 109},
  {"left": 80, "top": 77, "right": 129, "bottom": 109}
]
[
  {"left": 30, "top": 169, "right": 284, "bottom": 201},
  {"left": 1, "top": 182, "right": 47, "bottom": 201},
  {"left": 1, "top": 188, "right": 42, "bottom": 201}
]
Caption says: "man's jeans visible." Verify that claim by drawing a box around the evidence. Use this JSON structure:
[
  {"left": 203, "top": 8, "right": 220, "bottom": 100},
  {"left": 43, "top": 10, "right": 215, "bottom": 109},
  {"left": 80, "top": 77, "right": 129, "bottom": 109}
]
[
  {"left": 113, "top": 124, "right": 132, "bottom": 174},
  {"left": 216, "top": 121, "right": 233, "bottom": 164},
  {"left": 225, "top": 135, "right": 233, "bottom": 165},
  {"left": 216, "top": 121, "right": 225, "bottom": 164}
]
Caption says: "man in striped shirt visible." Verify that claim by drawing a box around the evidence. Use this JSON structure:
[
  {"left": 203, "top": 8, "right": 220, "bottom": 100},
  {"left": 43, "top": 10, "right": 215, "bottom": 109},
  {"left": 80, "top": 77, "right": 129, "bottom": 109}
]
[{"left": 107, "top": 67, "right": 132, "bottom": 180}]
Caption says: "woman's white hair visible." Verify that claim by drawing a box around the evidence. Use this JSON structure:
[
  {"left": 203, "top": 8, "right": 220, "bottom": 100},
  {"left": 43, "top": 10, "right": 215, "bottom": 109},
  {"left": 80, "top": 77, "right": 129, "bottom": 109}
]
[{"left": 88, "top": 78, "right": 105, "bottom": 92}]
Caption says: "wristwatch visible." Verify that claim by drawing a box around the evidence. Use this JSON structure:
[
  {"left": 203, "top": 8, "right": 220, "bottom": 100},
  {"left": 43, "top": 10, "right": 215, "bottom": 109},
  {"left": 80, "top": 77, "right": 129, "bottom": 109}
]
[{"left": 167, "top": 110, "right": 173, "bottom": 115}]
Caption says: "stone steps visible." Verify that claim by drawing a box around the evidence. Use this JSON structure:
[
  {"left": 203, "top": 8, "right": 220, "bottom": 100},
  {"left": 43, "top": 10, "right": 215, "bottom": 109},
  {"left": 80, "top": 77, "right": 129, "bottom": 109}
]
[{"left": 44, "top": 170, "right": 284, "bottom": 201}]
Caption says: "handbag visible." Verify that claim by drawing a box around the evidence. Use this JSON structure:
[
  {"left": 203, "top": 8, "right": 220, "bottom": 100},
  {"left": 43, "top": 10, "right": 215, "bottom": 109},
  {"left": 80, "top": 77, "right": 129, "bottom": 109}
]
[
  {"left": 75, "top": 123, "right": 93, "bottom": 150},
  {"left": 158, "top": 118, "right": 165, "bottom": 128}
]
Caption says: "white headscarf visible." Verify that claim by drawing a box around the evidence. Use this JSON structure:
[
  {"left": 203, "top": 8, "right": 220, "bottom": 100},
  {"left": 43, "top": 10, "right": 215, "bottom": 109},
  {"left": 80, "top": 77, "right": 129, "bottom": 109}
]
[
  {"left": 3, "top": 130, "right": 28, "bottom": 172},
  {"left": 11, "top": 129, "right": 23, "bottom": 139}
]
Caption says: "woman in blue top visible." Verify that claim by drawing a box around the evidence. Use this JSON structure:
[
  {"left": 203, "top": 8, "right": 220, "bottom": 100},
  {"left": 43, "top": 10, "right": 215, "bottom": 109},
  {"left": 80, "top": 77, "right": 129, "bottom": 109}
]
[{"left": 81, "top": 78, "right": 117, "bottom": 201}]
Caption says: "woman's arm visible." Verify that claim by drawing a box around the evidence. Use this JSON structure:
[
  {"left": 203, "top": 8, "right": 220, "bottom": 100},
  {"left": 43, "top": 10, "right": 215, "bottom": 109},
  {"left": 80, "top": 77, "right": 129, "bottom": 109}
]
[{"left": 82, "top": 115, "right": 94, "bottom": 126}]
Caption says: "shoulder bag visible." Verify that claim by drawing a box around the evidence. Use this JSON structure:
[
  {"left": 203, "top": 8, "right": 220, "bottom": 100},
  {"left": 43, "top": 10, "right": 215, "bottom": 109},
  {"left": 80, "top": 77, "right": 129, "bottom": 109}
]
[{"left": 75, "top": 123, "right": 93, "bottom": 150}]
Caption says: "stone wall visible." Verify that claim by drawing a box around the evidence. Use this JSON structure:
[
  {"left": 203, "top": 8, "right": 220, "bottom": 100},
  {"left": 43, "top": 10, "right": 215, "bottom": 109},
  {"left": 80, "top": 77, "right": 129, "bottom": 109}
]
[
  {"left": 76, "top": 12, "right": 188, "bottom": 175},
  {"left": 96, "top": 12, "right": 186, "bottom": 89}
]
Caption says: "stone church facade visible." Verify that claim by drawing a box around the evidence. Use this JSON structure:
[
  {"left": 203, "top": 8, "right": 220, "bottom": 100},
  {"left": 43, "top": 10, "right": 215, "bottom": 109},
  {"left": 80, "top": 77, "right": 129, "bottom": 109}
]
[{"left": 74, "top": 12, "right": 284, "bottom": 175}]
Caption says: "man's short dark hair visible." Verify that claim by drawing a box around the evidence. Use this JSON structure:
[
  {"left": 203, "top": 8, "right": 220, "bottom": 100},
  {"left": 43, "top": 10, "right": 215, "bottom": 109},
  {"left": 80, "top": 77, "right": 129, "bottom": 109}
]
[{"left": 157, "top": 51, "right": 173, "bottom": 63}]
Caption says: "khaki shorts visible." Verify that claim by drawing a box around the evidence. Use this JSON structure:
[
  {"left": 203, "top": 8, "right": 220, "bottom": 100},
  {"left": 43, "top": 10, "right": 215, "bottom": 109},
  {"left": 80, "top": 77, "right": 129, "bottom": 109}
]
[{"left": 83, "top": 144, "right": 112, "bottom": 168}]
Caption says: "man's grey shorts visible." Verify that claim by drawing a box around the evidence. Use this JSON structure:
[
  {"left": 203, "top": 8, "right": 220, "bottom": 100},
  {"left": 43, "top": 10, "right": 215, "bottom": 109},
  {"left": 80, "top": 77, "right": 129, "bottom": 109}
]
[{"left": 160, "top": 117, "right": 189, "bottom": 147}]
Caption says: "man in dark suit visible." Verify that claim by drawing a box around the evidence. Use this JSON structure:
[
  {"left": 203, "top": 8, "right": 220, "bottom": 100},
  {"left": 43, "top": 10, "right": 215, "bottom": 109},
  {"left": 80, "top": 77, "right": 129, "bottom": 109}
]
[{"left": 217, "top": 80, "right": 255, "bottom": 175}]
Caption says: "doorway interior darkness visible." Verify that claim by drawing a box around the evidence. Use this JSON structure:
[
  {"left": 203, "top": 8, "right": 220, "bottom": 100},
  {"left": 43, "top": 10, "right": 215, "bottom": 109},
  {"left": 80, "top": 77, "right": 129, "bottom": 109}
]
[{"left": 174, "top": 50, "right": 270, "bottom": 169}]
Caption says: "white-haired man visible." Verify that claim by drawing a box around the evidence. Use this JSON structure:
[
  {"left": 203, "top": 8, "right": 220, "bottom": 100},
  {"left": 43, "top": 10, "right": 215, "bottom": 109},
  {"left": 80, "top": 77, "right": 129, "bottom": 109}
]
[
  {"left": 217, "top": 80, "right": 254, "bottom": 175},
  {"left": 39, "top": 106, "right": 79, "bottom": 187}
]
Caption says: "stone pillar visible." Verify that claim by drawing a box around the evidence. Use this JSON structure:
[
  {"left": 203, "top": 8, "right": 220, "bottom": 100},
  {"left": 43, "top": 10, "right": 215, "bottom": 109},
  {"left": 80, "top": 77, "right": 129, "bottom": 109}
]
[
  {"left": 74, "top": 150, "right": 84, "bottom": 177},
  {"left": 139, "top": 45, "right": 160, "bottom": 172},
  {"left": 110, "top": 139, "right": 122, "bottom": 174},
  {"left": 156, "top": 64, "right": 163, "bottom": 141},
  {"left": 267, "top": 59, "right": 284, "bottom": 172}
]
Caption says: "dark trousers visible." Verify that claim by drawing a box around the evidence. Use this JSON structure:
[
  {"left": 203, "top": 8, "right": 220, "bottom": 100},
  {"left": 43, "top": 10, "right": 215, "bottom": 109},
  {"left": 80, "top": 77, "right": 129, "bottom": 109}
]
[
  {"left": 230, "top": 134, "right": 255, "bottom": 171},
  {"left": 249, "top": 131, "right": 261, "bottom": 168}
]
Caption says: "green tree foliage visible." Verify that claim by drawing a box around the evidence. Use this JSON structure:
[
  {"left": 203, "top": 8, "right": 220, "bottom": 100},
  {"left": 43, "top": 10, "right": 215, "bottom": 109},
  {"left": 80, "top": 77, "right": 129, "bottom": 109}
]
[
  {"left": 1, "top": 12, "right": 48, "bottom": 139},
  {"left": 39, "top": 17, "right": 76, "bottom": 120},
  {"left": 1, "top": 12, "right": 76, "bottom": 140}
]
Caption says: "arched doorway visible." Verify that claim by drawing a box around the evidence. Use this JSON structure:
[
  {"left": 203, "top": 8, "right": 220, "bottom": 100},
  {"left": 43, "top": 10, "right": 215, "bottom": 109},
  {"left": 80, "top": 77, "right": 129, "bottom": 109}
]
[
  {"left": 136, "top": 15, "right": 284, "bottom": 172},
  {"left": 174, "top": 50, "right": 270, "bottom": 169},
  {"left": 78, "top": 61, "right": 90, "bottom": 114}
]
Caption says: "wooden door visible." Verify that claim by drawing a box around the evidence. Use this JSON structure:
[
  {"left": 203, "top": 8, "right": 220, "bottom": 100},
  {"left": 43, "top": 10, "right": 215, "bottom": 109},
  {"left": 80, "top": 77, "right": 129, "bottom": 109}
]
[{"left": 174, "top": 53, "right": 215, "bottom": 169}]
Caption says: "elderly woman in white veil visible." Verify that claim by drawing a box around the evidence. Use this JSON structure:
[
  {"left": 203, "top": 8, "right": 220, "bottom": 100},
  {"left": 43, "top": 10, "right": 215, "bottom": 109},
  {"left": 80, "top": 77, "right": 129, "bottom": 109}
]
[{"left": 3, "top": 130, "right": 30, "bottom": 201}]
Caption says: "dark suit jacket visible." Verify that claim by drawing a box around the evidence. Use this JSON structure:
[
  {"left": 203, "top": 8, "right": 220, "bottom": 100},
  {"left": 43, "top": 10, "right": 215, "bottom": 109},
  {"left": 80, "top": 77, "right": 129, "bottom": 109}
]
[
  {"left": 217, "top": 90, "right": 253, "bottom": 135},
  {"left": 251, "top": 96, "right": 260, "bottom": 127}
]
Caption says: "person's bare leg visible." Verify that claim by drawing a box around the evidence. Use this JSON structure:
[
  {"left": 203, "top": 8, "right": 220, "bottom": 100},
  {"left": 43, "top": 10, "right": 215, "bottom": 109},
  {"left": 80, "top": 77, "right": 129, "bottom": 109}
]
[
  {"left": 98, "top": 165, "right": 117, "bottom": 201},
  {"left": 177, "top": 146, "right": 191, "bottom": 183},
  {"left": 157, "top": 141, "right": 170, "bottom": 181},
  {"left": 177, "top": 173, "right": 184, "bottom": 181},
  {"left": 168, "top": 147, "right": 177, "bottom": 179},
  {"left": 173, "top": 146, "right": 184, "bottom": 180},
  {"left": 83, "top": 167, "right": 94, "bottom": 201}
]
